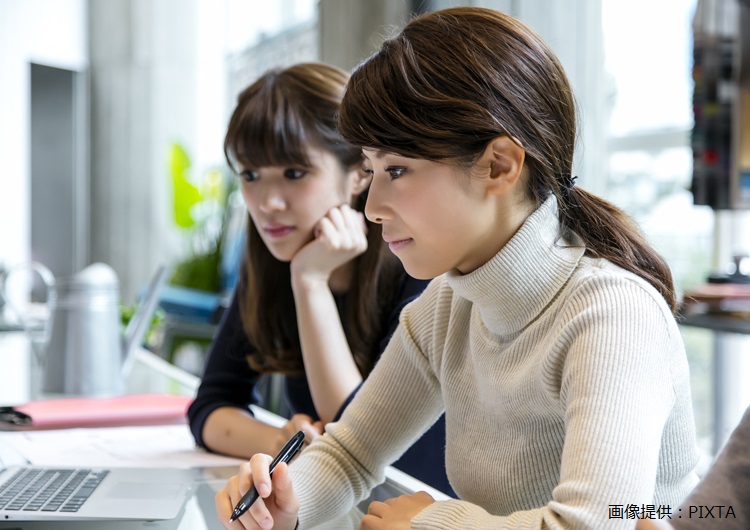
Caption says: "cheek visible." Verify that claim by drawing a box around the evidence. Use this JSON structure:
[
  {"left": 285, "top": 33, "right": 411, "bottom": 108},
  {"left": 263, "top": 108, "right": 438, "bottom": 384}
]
[
  {"left": 239, "top": 186, "right": 253, "bottom": 210},
  {"left": 410, "top": 195, "right": 461, "bottom": 237}
]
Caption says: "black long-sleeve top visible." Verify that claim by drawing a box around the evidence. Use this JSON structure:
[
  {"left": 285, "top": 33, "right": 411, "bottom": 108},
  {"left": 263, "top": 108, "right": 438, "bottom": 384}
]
[{"left": 187, "top": 274, "right": 454, "bottom": 496}]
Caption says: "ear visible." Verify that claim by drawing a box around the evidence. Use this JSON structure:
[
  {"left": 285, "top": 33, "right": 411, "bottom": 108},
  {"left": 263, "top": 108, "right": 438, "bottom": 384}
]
[
  {"left": 478, "top": 136, "right": 526, "bottom": 196},
  {"left": 347, "top": 166, "right": 372, "bottom": 197}
]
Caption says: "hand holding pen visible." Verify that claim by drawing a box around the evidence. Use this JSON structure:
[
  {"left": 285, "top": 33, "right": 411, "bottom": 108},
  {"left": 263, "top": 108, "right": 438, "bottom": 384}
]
[{"left": 219, "top": 431, "right": 304, "bottom": 529}]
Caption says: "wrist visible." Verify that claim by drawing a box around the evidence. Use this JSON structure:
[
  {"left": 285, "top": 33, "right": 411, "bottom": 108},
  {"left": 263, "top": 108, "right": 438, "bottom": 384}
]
[{"left": 290, "top": 271, "right": 330, "bottom": 294}]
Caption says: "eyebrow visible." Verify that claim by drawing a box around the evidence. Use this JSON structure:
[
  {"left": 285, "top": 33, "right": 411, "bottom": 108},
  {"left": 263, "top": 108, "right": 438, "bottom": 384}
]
[{"left": 362, "top": 150, "right": 386, "bottom": 161}]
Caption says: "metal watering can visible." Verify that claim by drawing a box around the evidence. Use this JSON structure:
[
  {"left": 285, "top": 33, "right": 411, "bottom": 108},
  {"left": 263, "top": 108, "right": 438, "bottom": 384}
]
[{"left": 43, "top": 263, "right": 125, "bottom": 396}]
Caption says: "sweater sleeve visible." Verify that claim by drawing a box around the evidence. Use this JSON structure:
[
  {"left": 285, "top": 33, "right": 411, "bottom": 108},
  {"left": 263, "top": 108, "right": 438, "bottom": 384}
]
[
  {"left": 411, "top": 275, "right": 697, "bottom": 529},
  {"left": 186, "top": 287, "right": 263, "bottom": 449},
  {"left": 290, "top": 281, "right": 445, "bottom": 528},
  {"left": 333, "top": 274, "right": 431, "bottom": 421}
]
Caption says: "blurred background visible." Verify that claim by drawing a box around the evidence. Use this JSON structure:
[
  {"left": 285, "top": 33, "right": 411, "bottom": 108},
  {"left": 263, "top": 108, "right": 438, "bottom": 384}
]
[{"left": 1, "top": 0, "right": 749, "bottom": 462}]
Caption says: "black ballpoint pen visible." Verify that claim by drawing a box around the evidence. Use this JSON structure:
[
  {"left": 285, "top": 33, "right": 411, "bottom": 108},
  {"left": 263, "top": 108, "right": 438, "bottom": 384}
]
[{"left": 228, "top": 430, "right": 305, "bottom": 524}]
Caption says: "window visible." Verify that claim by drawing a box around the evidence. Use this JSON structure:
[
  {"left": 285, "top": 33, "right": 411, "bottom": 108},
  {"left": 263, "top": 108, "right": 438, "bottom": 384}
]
[{"left": 603, "top": 0, "right": 716, "bottom": 455}]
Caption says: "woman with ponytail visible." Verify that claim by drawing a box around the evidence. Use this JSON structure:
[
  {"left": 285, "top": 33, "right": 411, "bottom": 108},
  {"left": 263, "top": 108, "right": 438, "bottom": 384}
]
[
  {"left": 217, "top": 9, "right": 699, "bottom": 530},
  {"left": 188, "top": 62, "right": 452, "bottom": 495}
]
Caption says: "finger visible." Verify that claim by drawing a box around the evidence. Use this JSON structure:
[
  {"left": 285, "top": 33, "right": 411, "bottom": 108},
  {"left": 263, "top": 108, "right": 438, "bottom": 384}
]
[
  {"left": 244, "top": 494, "right": 273, "bottom": 530},
  {"left": 360, "top": 514, "right": 381, "bottom": 529},
  {"left": 249, "top": 453, "right": 273, "bottom": 499},
  {"left": 270, "top": 462, "right": 299, "bottom": 515},
  {"left": 367, "top": 500, "right": 388, "bottom": 518},
  {"left": 342, "top": 205, "right": 364, "bottom": 236},
  {"left": 336, "top": 204, "right": 366, "bottom": 246},
  {"left": 316, "top": 217, "right": 340, "bottom": 249},
  {"left": 289, "top": 413, "right": 313, "bottom": 429},
  {"left": 348, "top": 209, "right": 368, "bottom": 249},
  {"left": 326, "top": 207, "right": 351, "bottom": 247},
  {"left": 237, "top": 462, "right": 254, "bottom": 498},
  {"left": 215, "top": 485, "right": 238, "bottom": 529},
  {"left": 291, "top": 420, "right": 319, "bottom": 447},
  {"left": 410, "top": 491, "right": 434, "bottom": 504},
  {"left": 327, "top": 205, "right": 347, "bottom": 231}
]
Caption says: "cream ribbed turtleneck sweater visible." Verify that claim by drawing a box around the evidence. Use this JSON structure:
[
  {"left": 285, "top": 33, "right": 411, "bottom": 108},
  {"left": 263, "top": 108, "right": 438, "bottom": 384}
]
[{"left": 290, "top": 197, "right": 699, "bottom": 529}]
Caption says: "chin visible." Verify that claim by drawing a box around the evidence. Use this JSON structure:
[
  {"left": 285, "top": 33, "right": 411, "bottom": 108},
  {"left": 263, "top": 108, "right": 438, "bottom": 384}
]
[
  {"left": 265, "top": 246, "right": 295, "bottom": 263},
  {"left": 400, "top": 260, "right": 444, "bottom": 281}
]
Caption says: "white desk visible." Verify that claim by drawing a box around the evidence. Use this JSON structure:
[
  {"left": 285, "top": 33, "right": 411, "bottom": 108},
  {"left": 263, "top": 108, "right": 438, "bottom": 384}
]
[{"left": 0, "top": 333, "right": 448, "bottom": 529}]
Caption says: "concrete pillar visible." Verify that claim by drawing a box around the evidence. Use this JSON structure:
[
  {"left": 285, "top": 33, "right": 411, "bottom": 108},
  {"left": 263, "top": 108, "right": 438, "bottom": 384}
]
[
  {"left": 318, "top": 0, "right": 411, "bottom": 71},
  {"left": 88, "top": 0, "right": 198, "bottom": 302}
]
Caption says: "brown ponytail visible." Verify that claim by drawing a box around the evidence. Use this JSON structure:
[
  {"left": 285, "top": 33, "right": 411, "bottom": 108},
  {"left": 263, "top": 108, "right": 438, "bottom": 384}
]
[
  {"left": 338, "top": 7, "right": 677, "bottom": 311},
  {"left": 560, "top": 187, "right": 676, "bottom": 310}
]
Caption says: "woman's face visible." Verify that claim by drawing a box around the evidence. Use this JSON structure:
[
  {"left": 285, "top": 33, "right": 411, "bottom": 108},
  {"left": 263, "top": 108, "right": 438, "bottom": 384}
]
[
  {"left": 362, "top": 149, "right": 510, "bottom": 279},
  {"left": 239, "top": 147, "right": 360, "bottom": 262}
]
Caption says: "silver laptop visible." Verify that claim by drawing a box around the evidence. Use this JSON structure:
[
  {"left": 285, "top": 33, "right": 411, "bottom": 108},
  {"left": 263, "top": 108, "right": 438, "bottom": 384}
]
[
  {"left": 0, "top": 264, "right": 195, "bottom": 523},
  {"left": 120, "top": 263, "right": 170, "bottom": 379},
  {"left": 0, "top": 460, "right": 195, "bottom": 522}
]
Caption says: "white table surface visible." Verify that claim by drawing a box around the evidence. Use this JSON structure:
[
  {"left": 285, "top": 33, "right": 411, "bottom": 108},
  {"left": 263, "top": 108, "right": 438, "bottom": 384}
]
[{"left": 0, "top": 332, "right": 448, "bottom": 529}]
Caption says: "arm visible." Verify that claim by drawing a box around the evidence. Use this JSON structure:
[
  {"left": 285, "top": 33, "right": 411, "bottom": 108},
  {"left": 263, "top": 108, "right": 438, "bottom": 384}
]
[
  {"left": 290, "top": 289, "right": 446, "bottom": 528},
  {"left": 215, "top": 317, "right": 445, "bottom": 530},
  {"left": 332, "top": 273, "right": 431, "bottom": 421},
  {"left": 290, "top": 205, "right": 368, "bottom": 424},
  {"left": 188, "top": 290, "right": 320, "bottom": 457},
  {"left": 410, "top": 278, "right": 697, "bottom": 529}
]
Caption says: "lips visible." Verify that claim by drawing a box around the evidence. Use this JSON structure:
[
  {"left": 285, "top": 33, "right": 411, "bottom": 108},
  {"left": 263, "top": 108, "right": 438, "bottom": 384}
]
[
  {"left": 384, "top": 236, "right": 413, "bottom": 252},
  {"left": 263, "top": 223, "right": 295, "bottom": 238}
]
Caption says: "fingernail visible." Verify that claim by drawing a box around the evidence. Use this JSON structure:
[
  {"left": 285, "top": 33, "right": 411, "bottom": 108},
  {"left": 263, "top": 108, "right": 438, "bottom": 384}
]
[
  {"left": 260, "top": 517, "right": 273, "bottom": 529},
  {"left": 259, "top": 483, "right": 271, "bottom": 497}
]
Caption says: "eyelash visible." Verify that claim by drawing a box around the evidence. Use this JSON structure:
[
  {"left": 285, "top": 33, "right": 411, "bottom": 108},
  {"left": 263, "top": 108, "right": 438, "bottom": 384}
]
[
  {"left": 284, "top": 168, "right": 307, "bottom": 180},
  {"left": 239, "top": 170, "right": 258, "bottom": 183},
  {"left": 385, "top": 166, "right": 406, "bottom": 179},
  {"left": 238, "top": 168, "right": 307, "bottom": 182},
  {"left": 362, "top": 166, "right": 407, "bottom": 180}
]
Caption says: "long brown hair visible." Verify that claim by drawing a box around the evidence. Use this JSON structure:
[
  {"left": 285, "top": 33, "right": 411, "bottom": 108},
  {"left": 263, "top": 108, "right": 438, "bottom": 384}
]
[
  {"left": 224, "top": 63, "right": 403, "bottom": 377},
  {"left": 338, "top": 7, "right": 677, "bottom": 311}
]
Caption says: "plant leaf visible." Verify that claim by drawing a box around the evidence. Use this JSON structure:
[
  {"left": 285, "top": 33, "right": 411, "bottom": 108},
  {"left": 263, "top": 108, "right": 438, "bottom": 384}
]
[{"left": 169, "top": 143, "right": 201, "bottom": 228}]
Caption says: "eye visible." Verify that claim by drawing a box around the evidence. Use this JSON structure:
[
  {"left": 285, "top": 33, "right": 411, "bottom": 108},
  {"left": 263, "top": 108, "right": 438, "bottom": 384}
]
[
  {"left": 361, "top": 166, "right": 374, "bottom": 177},
  {"left": 385, "top": 166, "right": 406, "bottom": 179},
  {"left": 284, "top": 168, "right": 307, "bottom": 180},
  {"left": 239, "top": 170, "right": 259, "bottom": 183}
]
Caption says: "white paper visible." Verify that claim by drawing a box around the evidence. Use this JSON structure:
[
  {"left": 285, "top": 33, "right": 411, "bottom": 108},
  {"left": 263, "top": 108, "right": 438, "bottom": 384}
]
[{"left": 0, "top": 424, "right": 245, "bottom": 468}]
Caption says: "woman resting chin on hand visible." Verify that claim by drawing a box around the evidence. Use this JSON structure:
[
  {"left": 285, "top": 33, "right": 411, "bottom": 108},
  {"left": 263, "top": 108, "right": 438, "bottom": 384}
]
[{"left": 187, "top": 61, "right": 451, "bottom": 504}]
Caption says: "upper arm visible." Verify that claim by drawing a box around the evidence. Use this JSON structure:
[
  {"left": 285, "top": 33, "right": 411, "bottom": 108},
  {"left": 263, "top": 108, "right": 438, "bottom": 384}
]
[{"left": 556, "top": 274, "right": 684, "bottom": 505}]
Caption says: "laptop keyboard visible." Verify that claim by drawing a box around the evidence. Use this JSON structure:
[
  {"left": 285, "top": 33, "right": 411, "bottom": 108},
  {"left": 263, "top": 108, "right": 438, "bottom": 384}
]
[{"left": 0, "top": 468, "right": 109, "bottom": 512}]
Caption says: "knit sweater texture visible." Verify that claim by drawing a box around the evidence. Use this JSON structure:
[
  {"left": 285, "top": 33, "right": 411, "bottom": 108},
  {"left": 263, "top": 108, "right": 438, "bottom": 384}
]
[{"left": 290, "top": 197, "right": 700, "bottom": 529}]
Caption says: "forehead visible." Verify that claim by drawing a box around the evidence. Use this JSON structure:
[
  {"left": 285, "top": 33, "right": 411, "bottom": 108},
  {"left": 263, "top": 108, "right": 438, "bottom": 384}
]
[
  {"left": 362, "top": 149, "right": 411, "bottom": 162},
  {"left": 361, "top": 148, "right": 384, "bottom": 160}
]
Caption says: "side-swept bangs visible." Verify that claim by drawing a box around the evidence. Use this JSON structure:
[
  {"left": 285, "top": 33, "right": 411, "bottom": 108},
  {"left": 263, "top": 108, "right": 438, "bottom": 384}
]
[
  {"left": 339, "top": 37, "right": 495, "bottom": 165},
  {"left": 225, "top": 63, "right": 361, "bottom": 172}
]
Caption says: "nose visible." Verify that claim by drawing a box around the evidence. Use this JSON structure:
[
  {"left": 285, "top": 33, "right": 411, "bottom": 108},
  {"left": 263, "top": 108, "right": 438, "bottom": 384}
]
[
  {"left": 257, "top": 184, "right": 286, "bottom": 213},
  {"left": 364, "top": 176, "right": 389, "bottom": 224}
]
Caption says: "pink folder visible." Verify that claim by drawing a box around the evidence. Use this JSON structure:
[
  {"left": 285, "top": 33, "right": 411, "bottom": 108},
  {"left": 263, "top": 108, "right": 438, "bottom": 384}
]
[{"left": 11, "top": 394, "right": 192, "bottom": 430}]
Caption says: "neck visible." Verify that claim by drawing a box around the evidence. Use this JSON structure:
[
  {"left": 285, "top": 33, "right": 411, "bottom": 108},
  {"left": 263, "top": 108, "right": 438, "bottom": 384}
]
[{"left": 459, "top": 195, "right": 536, "bottom": 275}]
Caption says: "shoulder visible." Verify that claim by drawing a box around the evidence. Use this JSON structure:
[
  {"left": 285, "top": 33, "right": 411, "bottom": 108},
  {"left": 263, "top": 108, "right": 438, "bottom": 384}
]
[{"left": 564, "top": 256, "right": 676, "bottom": 330}]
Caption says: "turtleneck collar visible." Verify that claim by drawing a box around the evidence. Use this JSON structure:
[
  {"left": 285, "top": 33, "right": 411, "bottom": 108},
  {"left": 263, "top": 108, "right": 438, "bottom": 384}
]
[{"left": 445, "top": 196, "right": 585, "bottom": 337}]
